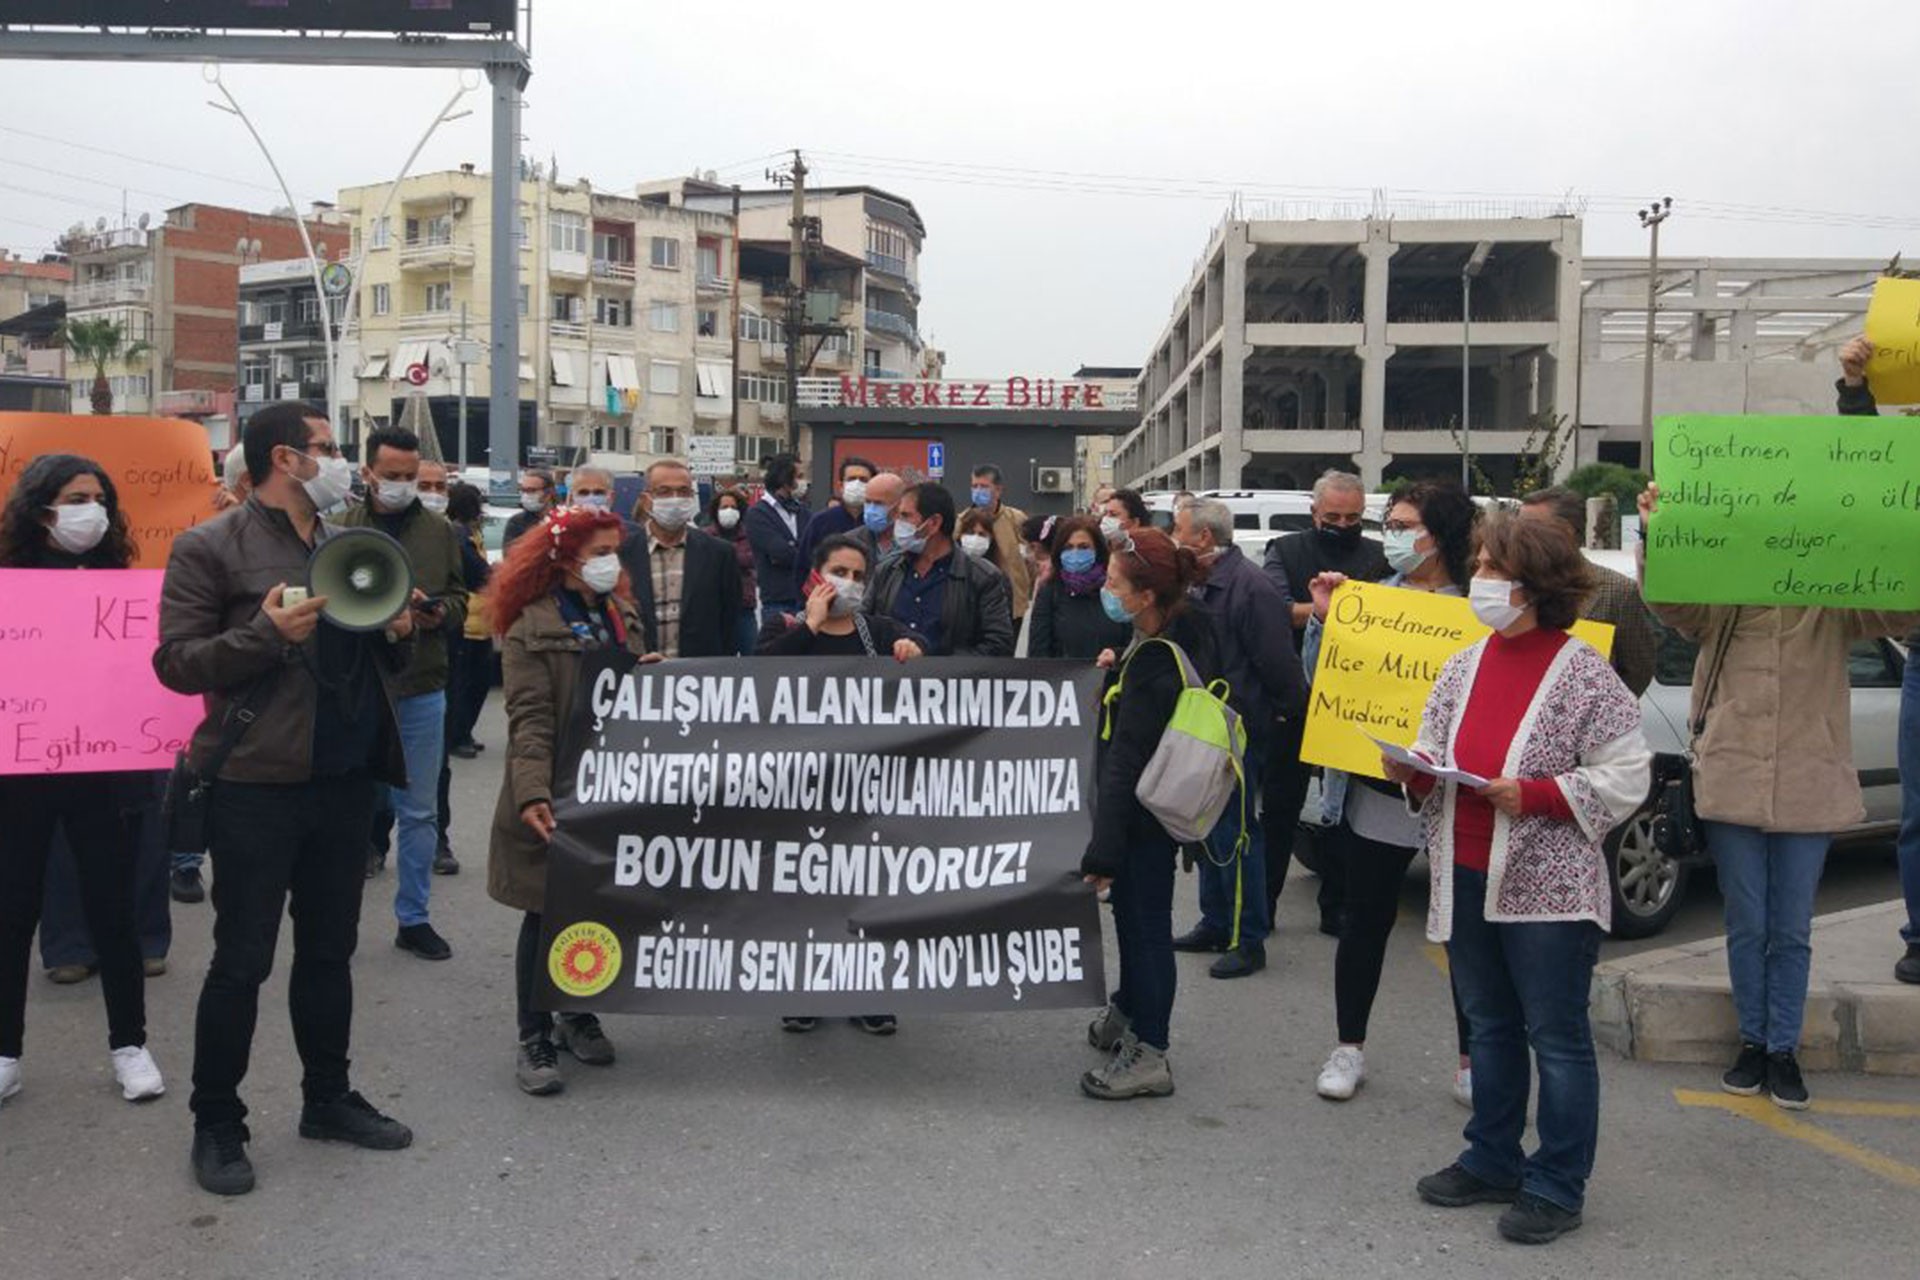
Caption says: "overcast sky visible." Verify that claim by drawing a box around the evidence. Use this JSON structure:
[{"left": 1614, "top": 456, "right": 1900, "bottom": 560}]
[{"left": 2, "top": 0, "right": 1916, "bottom": 374}]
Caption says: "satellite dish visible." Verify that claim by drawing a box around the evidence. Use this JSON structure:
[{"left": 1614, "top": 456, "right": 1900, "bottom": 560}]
[
  {"left": 137, "top": 212, "right": 150, "bottom": 230},
  {"left": 250, "top": 238, "right": 263, "bottom": 257},
  {"left": 235, "top": 237, "right": 250, "bottom": 256},
  {"left": 315, "top": 240, "right": 329, "bottom": 259}
]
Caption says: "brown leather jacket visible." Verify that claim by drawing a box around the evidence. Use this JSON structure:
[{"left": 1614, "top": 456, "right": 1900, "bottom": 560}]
[{"left": 153, "top": 496, "right": 409, "bottom": 786}]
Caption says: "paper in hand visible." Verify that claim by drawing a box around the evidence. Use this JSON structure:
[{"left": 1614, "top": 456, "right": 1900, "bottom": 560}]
[{"left": 1365, "top": 734, "right": 1491, "bottom": 790}]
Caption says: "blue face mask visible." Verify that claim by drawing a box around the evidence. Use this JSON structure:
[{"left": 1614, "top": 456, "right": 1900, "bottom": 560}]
[
  {"left": 863, "top": 502, "right": 891, "bottom": 535},
  {"left": 970, "top": 486, "right": 993, "bottom": 509},
  {"left": 1060, "top": 547, "right": 1098, "bottom": 574},
  {"left": 1382, "top": 528, "right": 1431, "bottom": 575},
  {"left": 1100, "top": 586, "right": 1136, "bottom": 624},
  {"left": 894, "top": 518, "right": 927, "bottom": 554}
]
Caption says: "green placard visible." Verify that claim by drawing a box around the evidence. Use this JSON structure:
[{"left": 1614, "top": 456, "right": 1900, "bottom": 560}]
[{"left": 1644, "top": 415, "right": 1920, "bottom": 608}]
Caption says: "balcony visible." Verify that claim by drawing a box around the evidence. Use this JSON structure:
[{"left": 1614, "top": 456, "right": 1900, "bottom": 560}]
[
  {"left": 399, "top": 310, "right": 458, "bottom": 333},
  {"left": 399, "top": 237, "right": 474, "bottom": 272},
  {"left": 549, "top": 320, "right": 588, "bottom": 342},
  {"left": 239, "top": 319, "right": 328, "bottom": 344},
  {"left": 864, "top": 307, "right": 920, "bottom": 346},
  {"left": 68, "top": 278, "right": 151, "bottom": 309},
  {"left": 696, "top": 271, "right": 732, "bottom": 296},
  {"left": 548, "top": 249, "right": 590, "bottom": 278},
  {"left": 865, "top": 249, "right": 916, "bottom": 285},
  {"left": 592, "top": 259, "right": 637, "bottom": 285}
]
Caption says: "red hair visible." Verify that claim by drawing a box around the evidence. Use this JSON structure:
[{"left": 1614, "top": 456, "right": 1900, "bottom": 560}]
[
  {"left": 1111, "top": 526, "right": 1204, "bottom": 615},
  {"left": 489, "top": 506, "right": 629, "bottom": 636}
]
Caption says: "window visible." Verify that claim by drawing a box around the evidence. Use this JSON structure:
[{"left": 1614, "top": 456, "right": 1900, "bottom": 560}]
[
  {"left": 737, "top": 372, "right": 787, "bottom": 404},
  {"left": 866, "top": 219, "right": 913, "bottom": 266},
  {"left": 426, "top": 282, "right": 453, "bottom": 312},
  {"left": 736, "top": 434, "right": 777, "bottom": 465},
  {"left": 516, "top": 216, "right": 530, "bottom": 250},
  {"left": 594, "top": 231, "right": 632, "bottom": 264},
  {"left": 739, "top": 313, "right": 784, "bottom": 344},
  {"left": 696, "top": 243, "right": 721, "bottom": 280},
  {"left": 650, "top": 236, "right": 680, "bottom": 269},
  {"left": 259, "top": 300, "right": 288, "bottom": 326},
  {"left": 518, "top": 284, "right": 530, "bottom": 317},
  {"left": 300, "top": 358, "right": 328, "bottom": 384},
  {"left": 371, "top": 283, "right": 391, "bottom": 316},
  {"left": 371, "top": 216, "right": 391, "bottom": 249},
  {"left": 865, "top": 347, "right": 882, "bottom": 373},
  {"left": 297, "top": 295, "right": 322, "bottom": 324},
  {"left": 595, "top": 296, "right": 632, "bottom": 327},
  {"left": 552, "top": 293, "right": 583, "bottom": 323},
  {"left": 697, "top": 308, "right": 719, "bottom": 338},
  {"left": 695, "top": 362, "right": 729, "bottom": 399},
  {"left": 648, "top": 426, "right": 679, "bottom": 455},
  {"left": 549, "top": 211, "right": 587, "bottom": 255},
  {"left": 241, "top": 361, "right": 270, "bottom": 388},
  {"left": 649, "top": 301, "right": 679, "bottom": 333},
  {"left": 592, "top": 422, "right": 633, "bottom": 454},
  {"left": 649, "top": 360, "right": 681, "bottom": 396}
]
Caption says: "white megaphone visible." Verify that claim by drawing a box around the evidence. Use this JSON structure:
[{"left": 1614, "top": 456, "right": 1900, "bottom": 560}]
[{"left": 306, "top": 528, "right": 415, "bottom": 632}]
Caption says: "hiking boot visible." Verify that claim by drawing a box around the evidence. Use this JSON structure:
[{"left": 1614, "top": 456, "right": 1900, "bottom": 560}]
[
  {"left": 1208, "top": 943, "right": 1267, "bottom": 979},
  {"left": 850, "top": 1015, "right": 898, "bottom": 1036},
  {"left": 1767, "top": 1051, "right": 1810, "bottom": 1110},
  {"left": 110, "top": 1045, "right": 165, "bottom": 1102},
  {"left": 1497, "top": 1193, "right": 1583, "bottom": 1244},
  {"left": 1080, "top": 1033, "right": 1174, "bottom": 1100},
  {"left": 1087, "top": 1002, "right": 1130, "bottom": 1053},
  {"left": 395, "top": 923, "right": 452, "bottom": 961},
  {"left": 1416, "top": 1162, "right": 1519, "bottom": 1207},
  {"left": 780, "top": 1017, "right": 820, "bottom": 1033},
  {"left": 298, "top": 1090, "right": 413, "bottom": 1150},
  {"left": 1896, "top": 943, "right": 1920, "bottom": 985},
  {"left": 1170, "top": 925, "right": 1229, "bottom": 954},
  {"left": 191, "top": 1122, "right": 254, "bottom": 1196},
  {"left": 1721, "top": 1042, "right": 1767, "bottom": 1097},
  {"left": 46, "top": 964, "right": 95, "bottom": 985},
  {"left": 431, "top": 842, "right": 460, "bottom": 876},
  {"left": 516, "top": 1035, "right": 563, "bottom": 1095},
  {"left": 555, "top": 1014, "right": 615, "bottom": 1065},
  {"left": 169, "top": 867, "right": 205, "bottom": 904}
]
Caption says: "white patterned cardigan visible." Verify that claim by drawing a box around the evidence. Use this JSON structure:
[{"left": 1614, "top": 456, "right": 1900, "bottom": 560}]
[{"left": 1409, "top": 636, "right": 1651, "bottom": 943}]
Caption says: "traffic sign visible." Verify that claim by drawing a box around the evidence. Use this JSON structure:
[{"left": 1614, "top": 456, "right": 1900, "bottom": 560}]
[
  {"left": 687, "top": 434, "right": 736, "bottom": 478},
  {"left": 927, "top": 441, "right": 945, "bottom": 477}
]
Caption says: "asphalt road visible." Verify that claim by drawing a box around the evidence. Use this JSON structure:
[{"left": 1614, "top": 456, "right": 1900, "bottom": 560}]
[{"left": 2, "top": 698, "right": 1912, "bottom": 1280}]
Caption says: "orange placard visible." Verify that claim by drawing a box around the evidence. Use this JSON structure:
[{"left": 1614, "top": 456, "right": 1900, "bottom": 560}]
[{"left": 0, "top": 413, "right": 218, "bottom": 565}]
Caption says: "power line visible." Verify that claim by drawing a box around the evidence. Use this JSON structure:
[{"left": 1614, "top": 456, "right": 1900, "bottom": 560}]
[
  {"left": 0, "top": 156, "right": 192, "bottom": 207},
  {"left": 0, "top": 124, "right": 280, "bottom": 194}
]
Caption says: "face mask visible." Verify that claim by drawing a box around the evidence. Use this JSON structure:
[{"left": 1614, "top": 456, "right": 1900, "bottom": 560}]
[
  {"left": 841, "top": 479, "right": 868, "bottom": 508},
  {"left": 894, "top": 518, "right": 927, "bottom": 554},
  {"left": 959, "top": 533, "right": 991, "bottom": 558},
  {"left": 298, "top": 453, "right": 355, "bottom": 511},
  {"left": 1100, "top": 586, "right": 1137, "bottom": 625},
  {"left": 792, "top": 480, "right": 809, "bottom": 500},
  {"left": 716, "top": 506, "right": 741, "bottom": 530},
  {"left": 1383, "top": 528, "right": 1431, "bottom": 575},
  {"left": 1469, "top": 576, "right": 1527, "bottom": 632},
  {"left": 419, "top": 492, "right": 449, "bottom": 516},
  {"left": 46, "top": 501, "right": 109, "bottom": 554},
  {"left": 578, "top": 553, "right": 621, "bottom": 596},
  {"left": 823, "top": 572, "right": 864, "bottom": 616},
  {"left": 519, "top": 492, "right": 548, "bottom": 514},
  {"left": 1060, "top": 547, "right": 1097, "bottom": 574},
  {"left": 864, "top": 502, "right": 891, "bottom": 535},
  {"left": 1099, "top": 515, "right": 1123, "bottom": 543},
  {"left": 372, "top": 478, "right": 417, "bottom": 511},
  {"left": 576, "top": 494, "right": 611, "bottom": 513},
  {"left": 1316, "top": 522, "right": 1363, "bottom": 549},
  {"left": 651, "top": 497, "right": 699, "bottom": 531},
  {"left": 970, "top": 486, "right": 993, "bottom": 509}
]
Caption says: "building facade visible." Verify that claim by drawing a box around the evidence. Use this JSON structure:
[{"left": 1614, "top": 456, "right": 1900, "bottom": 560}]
[
  {"left": 236, "top": 258, "right": 341, "bottom": 430},
  {"left": 0, "top": 254, "right": 69, "bottom": 380}
]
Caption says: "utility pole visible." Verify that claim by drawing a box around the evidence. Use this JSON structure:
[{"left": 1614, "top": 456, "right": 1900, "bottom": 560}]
[
  {"left": 1637, "top": 197, "right": 1673, "bottom": 471},
  {"left": 1460, "top": 241, "right": 1492, "bottom": 491},
  {"left": 457, "top": 301, "right": 469, "bottom": 470},
  {"left": 728, "top": 183, "right": 741, "bottom": 444},
  {"left": 769, "top": 149, "right": 807, "bottom": 451}
]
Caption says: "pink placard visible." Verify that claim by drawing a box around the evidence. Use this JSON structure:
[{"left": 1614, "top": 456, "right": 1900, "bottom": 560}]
[{"left": 0, "top": 568, "right": 203, "bottom": 776}]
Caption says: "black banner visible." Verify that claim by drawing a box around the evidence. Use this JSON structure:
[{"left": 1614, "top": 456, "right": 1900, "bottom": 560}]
[{"left": 536, "top": 654, "right": 1108, "bottom": 1016}]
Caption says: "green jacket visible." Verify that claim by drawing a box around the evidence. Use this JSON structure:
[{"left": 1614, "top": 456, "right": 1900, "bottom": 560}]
[{"left": 338, "top": 498, "right": 469, "bottom": 697}]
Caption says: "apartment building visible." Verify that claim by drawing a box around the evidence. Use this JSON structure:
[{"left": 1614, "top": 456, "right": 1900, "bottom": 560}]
[
  {"left": 236, "top": 258, "right": 342, "bottom": 430},
  {"left": 0, "top": 254, "right": 69, "bottom": 380},
  {"left": 61, "top": 204, "right": 338, "bottom": 417},
  {"left": 1069, "top": 365, "right": 1140, "bottom": 506},
  {"left": 1119, "top": 214, "right": 1583, "bottom": 491}
]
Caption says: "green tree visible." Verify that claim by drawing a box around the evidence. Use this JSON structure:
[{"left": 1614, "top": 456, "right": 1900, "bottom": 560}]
[
  {"left": 54, "top": 316, "right": 151, "bottom": 416},
  {"left": 1564, "top": 461, "right": 1650, "bottom": 510}
]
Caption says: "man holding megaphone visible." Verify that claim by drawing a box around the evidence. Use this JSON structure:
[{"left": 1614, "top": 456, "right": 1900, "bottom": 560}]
[
  {"left": 338, "top": 427, "right": 468, "bottom": 962},
  {"left": 155, "top": 402, "right": 418, "bottom": 1197}
]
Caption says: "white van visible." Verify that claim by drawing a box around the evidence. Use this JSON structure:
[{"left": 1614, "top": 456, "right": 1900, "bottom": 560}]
[{"left": 1198, "top": 489, "right": 1388, "bottom": 554}]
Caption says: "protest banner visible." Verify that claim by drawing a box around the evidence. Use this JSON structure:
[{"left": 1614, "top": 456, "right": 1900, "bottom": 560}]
[
  {"left": 0, "top": 413, "right": 218, "bottom": 564},
  {"left": 1864, "top": 276, "right": 1920, "bottom": 406},
  {"left": 0, "top": 568, "right": 201, "bottom": 777},
  {"left": 1643, "top": 414, "right": 1919, "bottom": 609},
  {"left": 1300, "top": 581, "right": 1615, "bottom": 780},
  {"left": 539, "top": 654, "right": 1108, "bottom": 1016}
]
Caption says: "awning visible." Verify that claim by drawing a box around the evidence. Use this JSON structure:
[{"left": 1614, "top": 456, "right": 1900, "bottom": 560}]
[
  {"left": 550, "top": 350, "right": 580, "bottom": 387},
  {"left": 695, "top": 361, "right": 730, "bottom": 398},
  {"left": 359, "top": 354, "right": 389, "bottom": 380},
  {"left": 518, "top": 357, "right": 535, "bottom": 382},
  {"left": 606, "top": 353, "right": 641, "bottom": 391},
  {"left": 391, "top": 341, "right": 430, "bottom": 380}
]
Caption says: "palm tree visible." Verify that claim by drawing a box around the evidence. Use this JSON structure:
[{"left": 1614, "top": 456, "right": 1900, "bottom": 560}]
[{"left": 54, "top": 316, "right": 151, "bottom": 415}]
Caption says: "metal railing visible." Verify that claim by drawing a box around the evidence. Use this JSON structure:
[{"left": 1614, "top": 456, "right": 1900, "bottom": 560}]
[
  {"left": 696, "top": 271, "right": 732, "bottom": 294},
  {"left": 68, "top": 278, "right": 151, "bottom": 308},
  {"left": 398, "top": 239, "right": 475, "bottom": 271},
  {"left": 549, "top": 320, "right": 589, "bottom": 341},
  {"left": 593, "top": 259, "right": 638, "bottom": 283},
  {"left": 865, "top": 250, "right": 914, "bottom": 282},
  {"left": 864, "top": 307, "right": 919, "bottom": 344}
]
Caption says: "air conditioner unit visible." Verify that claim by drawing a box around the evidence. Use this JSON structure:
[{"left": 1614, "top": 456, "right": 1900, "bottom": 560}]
[{"left": 1034, "top": 466, "right": 1073, "bottom": 494}]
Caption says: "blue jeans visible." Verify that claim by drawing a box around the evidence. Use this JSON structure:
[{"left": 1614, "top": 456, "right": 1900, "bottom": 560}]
[
  {"left": 391, "top": 690, "right": 447, "bottom": 928},
  {"left": 1705, "top": 821, "right": 1830, "bottom": 1052},
  {"left": 1198, "top": 737, "right": 1269, "bottom": 947},
  {"left": 735, "top": 609, "right": 759, "bottom": 658},
  {"left": 760, "top": 601, "right": 796, "bottom": 628},
  {"left": 1448, "top": 868, "right": 1603, "bottom": 1214},
  {"left": 1109, "top": 834, "right": 1179, "bottom": 1051},
  {"left": 1899, "top": 650, "right": 1919, "bottom": 946}
]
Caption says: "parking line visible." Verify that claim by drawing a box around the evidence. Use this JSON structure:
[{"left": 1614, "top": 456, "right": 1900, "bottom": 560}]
[{"left": 1673, "top": 1089, "right": 1920, "bottom": 1191}]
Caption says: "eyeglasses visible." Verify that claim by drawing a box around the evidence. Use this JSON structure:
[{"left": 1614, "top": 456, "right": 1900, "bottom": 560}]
[
  {"left": 301, "top": 440, "right": 341, "bottom": 459},
  {"left": 1317, "top": 512, "right": 1365, "bottom": 527},
  {"left": 1107, "top": 527, "right": 1149, "bottom": 570},
  {"left": 1381, "top": 521, "right": 1427, "bottom": 536}
]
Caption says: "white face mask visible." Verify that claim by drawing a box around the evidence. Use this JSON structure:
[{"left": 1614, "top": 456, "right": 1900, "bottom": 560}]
[
  {"left": 792, "top": 479, "right": 810, "bottom": 500},
  {"left": 579, "top": 553, "right": 621, "bottom": 596},
  {"left": 841, "top": 479, "right": 868, "bottom": 508},
  {"left": 46, "top": 501, "right": 110, "bottom": 554},
  {"left": 1469, "top": 576, "right": 1527, "bottom": 632},
  {"left": 1099, "top": 515, "right": 1123, "bottom": 543},
  {"left": 959, "top": 533, "right": 991, "bottom": 558},
  {"left": 824, "top": 572, "right": 864, "bottom": 616},
  {"left": 298, "top": 453, "right": 355, "bottom": 511},
  {"left": 371, "top": 478, "right": 418, "bottom": 511},
  {"left": 575, "top": 493, "right": 612, "bottom": 513},
  {"left": 419, "top": 492, "right": 449, "bottom": 515},
  {"left": 716, "top": 506, "right": 741, "bottom": 530},
  {"left": 519, "top": 492, "right": 548, "bottom": 514},
  {"left": 650, "top": 496, "right": 699, "bottom": 531}
]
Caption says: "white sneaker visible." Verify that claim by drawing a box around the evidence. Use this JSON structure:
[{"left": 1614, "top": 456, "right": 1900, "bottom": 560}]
[
  {"left": 1316, "top": 1045, "right": 1365, "bottom": 1100},
  {"left": 110, "top": 1045, "right": 164, "bottom": 1102},
  {"left": 0, "top": 1055, "right": 19, "bottom": 1104},
  {"left": 1452, "top": 1066, "right": 1473, "bottom": 1109}
]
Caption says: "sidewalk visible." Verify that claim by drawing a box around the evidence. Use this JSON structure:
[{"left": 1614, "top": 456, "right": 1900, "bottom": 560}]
[{"left": 1592, "top": 900, "right": 1920, "bottom": 1076}]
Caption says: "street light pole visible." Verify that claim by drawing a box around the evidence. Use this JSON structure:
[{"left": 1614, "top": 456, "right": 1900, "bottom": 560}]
[
  {"left": 1461, "top": 241, "right": 1492, "bottom": 491},
  {"left": 1637, "top": 197, "right": 1673, "bottom": 470}
]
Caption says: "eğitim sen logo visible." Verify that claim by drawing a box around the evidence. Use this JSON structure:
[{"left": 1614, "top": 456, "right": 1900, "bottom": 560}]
[{"left": 549, "top": 922, "right": 623, "bottom": 997}]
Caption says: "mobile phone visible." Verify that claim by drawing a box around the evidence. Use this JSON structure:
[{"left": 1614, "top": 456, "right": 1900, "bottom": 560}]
[{"left": 412, "top": 594, "right": 445, "bottom": 613}]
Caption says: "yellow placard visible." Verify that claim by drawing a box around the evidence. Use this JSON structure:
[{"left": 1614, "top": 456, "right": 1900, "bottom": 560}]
[
  {"left": 1299, "top": 580, "right": 1616, "bottom": 780},
  {"left": 1864, "top": 277, "right": 1920, "bottom": 407}
]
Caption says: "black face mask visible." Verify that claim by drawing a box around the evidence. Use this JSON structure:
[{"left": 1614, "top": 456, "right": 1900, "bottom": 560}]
[{"left": 1316, "top": 522, "right": 1363, "bottom": 549}]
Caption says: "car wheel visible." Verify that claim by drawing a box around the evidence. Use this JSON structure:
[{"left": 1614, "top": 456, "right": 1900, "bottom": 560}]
[{"left": 1607, "top": 809, "right": 1688, "bottom": 940}]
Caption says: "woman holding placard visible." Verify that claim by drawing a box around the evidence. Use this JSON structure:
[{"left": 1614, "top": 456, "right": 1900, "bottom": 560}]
[
  {"left": 0, "top": 453, "right": 164, "bottom": 1106},
  {"left": 1637, "top": 482, "right": 1920, "bottom": 1111},
  {"left": 1301, "top": 480, "right": 1477, "bottom": 1107},
  {"left": 1392, "top": 513, "right": 1649, "bottom": 1245}
]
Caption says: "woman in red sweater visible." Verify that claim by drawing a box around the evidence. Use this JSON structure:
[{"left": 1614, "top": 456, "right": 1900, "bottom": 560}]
[{"left": 1392, "top": 514, "right": 1649, "bottom": 1246}]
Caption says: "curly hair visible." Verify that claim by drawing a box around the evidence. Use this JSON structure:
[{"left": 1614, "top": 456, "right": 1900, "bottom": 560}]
[
  {"left": 487, "top": 505, "right": 628, "bottom": 636},
  {"left": 0, "top": 453, "right": 139, "bottom": 568},
  {"left": 1385, "top": 479, "right": 1478, "bottom": 589},
  {"left": 1477, "top": 511, "right": 1596, "bottom": 631}
]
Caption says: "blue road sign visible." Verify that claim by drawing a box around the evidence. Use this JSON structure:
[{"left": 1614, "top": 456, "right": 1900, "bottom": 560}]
[{"left": 927, "top": 442, "right": 945, "bottom": 477}]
